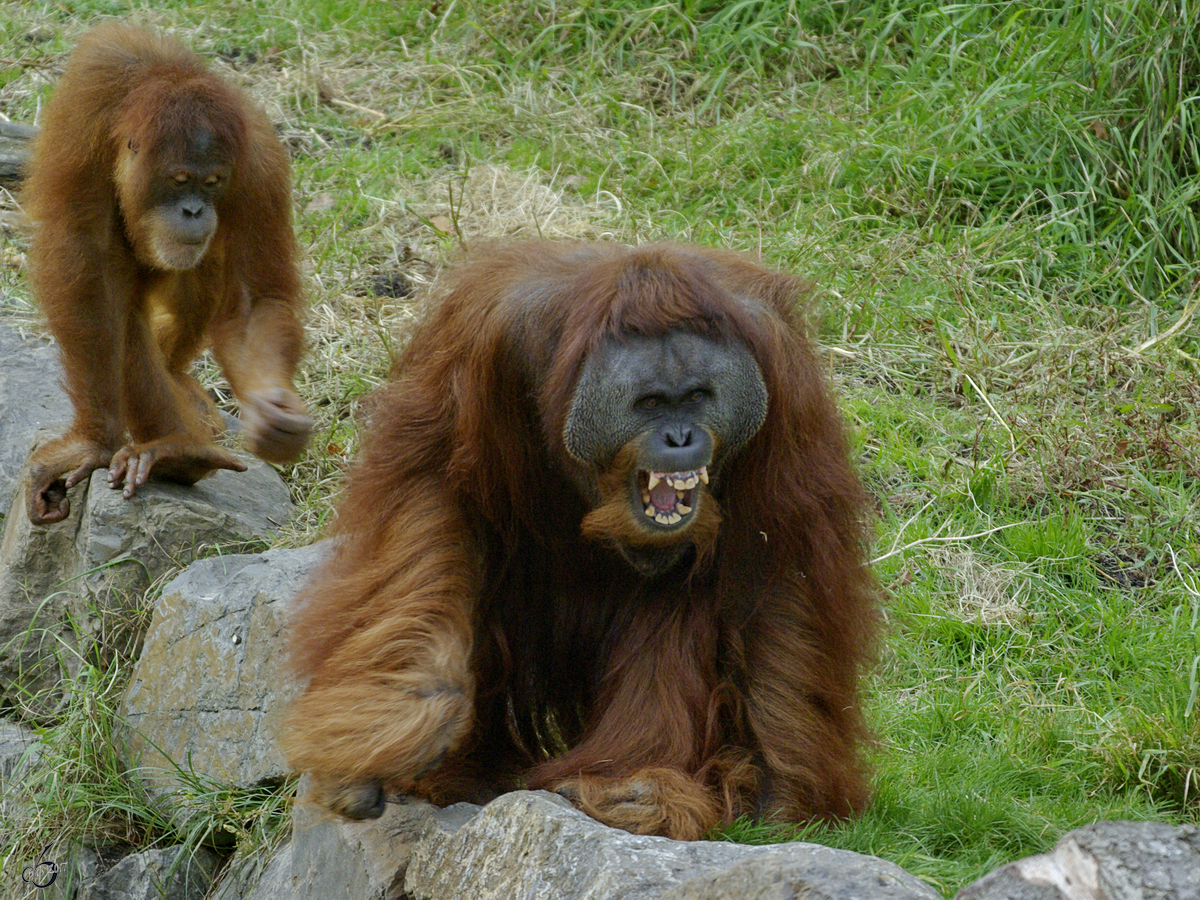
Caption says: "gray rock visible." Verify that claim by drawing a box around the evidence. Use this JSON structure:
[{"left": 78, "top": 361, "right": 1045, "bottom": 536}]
[
  {"left": 119, "top": 544, "right": 326, "bottom": 795},
  {"left": 79, "top": 846, "right": 221, "bottom": 900},
  {"left": 208, "top": 842, "right": 294, "bottom": 900},
  {"left": 209, "top": 782, "right": 437, "bottom": 900},
  {"left": 0, "top": 435, "right": 92, "bottom": 704},
  {"left": 44, "top": 844, "right": 102, "bottom": 900},
  {"left": 0, "top": 436, "right": 293, "bottom": 711},
  {"left": 662, "top": 844, "right": 944, "bottom": 900},
  {"left": 0, "top": 323, "right": 71, "bottom": 519},
  {"left": 0, "top": 718, "right": 39, "bottom": 783},
  {"left": 0, "top": 120, "right": 33, "bottom": 185},
  {"left": 0, "top": 719, "right": 40, "bottom": 827},
  {"left": 286, "top": 790, "right": 438, "bottom": 900},
  {"left": 955, "top": 819, "right": 1200, "bottom": 900},
  {"left": 209, "top": 788, "right": 435, "bottom": 900},
  {"left": 405, "top": 790, "right": 942, "bottom": 900}
]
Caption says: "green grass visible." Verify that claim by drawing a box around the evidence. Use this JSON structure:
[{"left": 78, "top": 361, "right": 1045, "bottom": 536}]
[
  {"left": 2, "top": 653, "right": 294, "bottom": 898},
  {"left": 0, "top": 0, "right": 1198, "bottom": 895}
]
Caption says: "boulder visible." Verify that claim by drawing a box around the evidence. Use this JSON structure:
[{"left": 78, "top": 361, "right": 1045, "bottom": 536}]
[
  {"left": 0, "top": 436, "right": 293, "bottom": 710},
  {"left": 42, "top": 845, "right": 102, "bottom": 900},
  {"left": 0, "top": 718, "right": 40, "bottom": 825},
  {"left": 0, "top": 717, "right": 39, "bottom": 782},
  {"left": 0, "top": 322, "right": 71, "bottom": 519},
  {"left": 214, "top": 787, "right": 946, "bottom": 900},
  {"left": 208, "top": 843, "right": 294, "bottom": 900},
  {"left": 663, "top": 846, "right": 943, "bottom": 900},
  {"left": 405, "top": 790, "right": 943, "bottom": 900},
  {"left": 209, "top": 790, "right": 437, "bottom": 900},
  {"left": 955, "top": 819, "right": 1200, "bottom": 900},
  {"left": 77, "top": 845, "right": 221, "bottom": 900},
  {"left": 119, "top": 544, "right": 326, "bottom": 794},
  {"left": 287, "top": 791, "right": 437, "bottom": 900}
]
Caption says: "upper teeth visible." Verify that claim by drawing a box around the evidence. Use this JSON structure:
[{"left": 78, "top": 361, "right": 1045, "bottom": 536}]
[{"left": 647, "top": 466, "right": 708, "bottom": 491}]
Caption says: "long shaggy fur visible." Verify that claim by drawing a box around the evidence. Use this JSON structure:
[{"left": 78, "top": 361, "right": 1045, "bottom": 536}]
[
  {"left": 282, "top": 240, "right": 879, "bottom": 840},
  {"left": 21, "top": 24, "right": 309, "bottom": 525}
]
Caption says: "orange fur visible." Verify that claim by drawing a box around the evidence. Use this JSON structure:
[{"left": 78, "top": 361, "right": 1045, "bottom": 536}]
[
  {"left": 21, "top": 24, "right": 310, "bottom": 524},
  {"left": 283, "top": 240, "right": 878, "bottom": 839}
]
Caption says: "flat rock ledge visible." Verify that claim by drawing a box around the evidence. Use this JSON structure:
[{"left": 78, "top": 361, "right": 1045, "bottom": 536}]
[
  {"left": 406, "top": 791, "right": 942, "bottom": 900},
  {"left": 212, "top": 789, "right": 943, "bottom": 900}
]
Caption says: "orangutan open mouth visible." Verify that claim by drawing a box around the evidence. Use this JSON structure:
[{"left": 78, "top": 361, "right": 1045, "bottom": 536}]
[{"left": 638, "top": 466, "right": 709, "bottom": 527}]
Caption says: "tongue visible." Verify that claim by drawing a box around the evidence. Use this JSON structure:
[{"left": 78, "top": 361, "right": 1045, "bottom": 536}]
[{"left": 650, "top": 479, "right": 677, "bottom": 513}]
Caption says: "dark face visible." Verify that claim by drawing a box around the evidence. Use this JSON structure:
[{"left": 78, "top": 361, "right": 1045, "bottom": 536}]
[
  {"left": 118, "top": 127, "right": 232, "bottom": 271},
  {"left": 564, "top": 330, "right": 768, "bottom": 576}
]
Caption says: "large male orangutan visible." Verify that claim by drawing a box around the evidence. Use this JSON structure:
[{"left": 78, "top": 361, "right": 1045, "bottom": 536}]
[
  {"left": 22, "top": 24, "right": 311, "bottom": 525},
  {"left": 282, "top": 241, "right": 878, "bottom": 841}
]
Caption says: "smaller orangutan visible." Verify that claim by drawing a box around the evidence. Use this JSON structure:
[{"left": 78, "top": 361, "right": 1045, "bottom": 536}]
[
  {"left": 22, "top": 24, "right": 312, "bottom": 525},
  {"left": 282, "top": 240, "right": 879, "bottom": 841}
]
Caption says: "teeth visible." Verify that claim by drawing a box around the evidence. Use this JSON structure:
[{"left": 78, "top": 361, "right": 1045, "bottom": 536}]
[
  {"left": 663, "top": 471, "right": 702, "bottom": 490},
  {"left": 644, "top": 467, "right": 708, "bottom": 507},
  {"left": 676, "top": 502, "right": 691, "bottom": 514},
  {"left": 667, "top": 512, "right": 681, "bottom": 524},
  {"left": 645, "top": 505, "right": 656, "bottom": 517},
  {"left": 654, "top": 512, "right": 671, "bottom": 525}
]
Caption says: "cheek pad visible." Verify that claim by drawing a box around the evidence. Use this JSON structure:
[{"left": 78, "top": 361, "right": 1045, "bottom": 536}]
[
  {"left": 717, "top": 348, "right": 769, "bottom": 454},
  {"left": 562, "top": 360, "right": 637, "bottom": 466}
]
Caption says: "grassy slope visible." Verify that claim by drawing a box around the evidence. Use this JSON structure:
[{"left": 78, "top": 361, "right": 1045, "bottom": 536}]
[{"left": 1, "top": 0, "right": 1198, "bottom": 894}]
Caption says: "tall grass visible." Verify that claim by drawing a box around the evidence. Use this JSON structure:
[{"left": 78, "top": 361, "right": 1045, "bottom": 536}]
[
  {"left": 823, "top": 0, "right": 1200, "bottom": 305},
  {"left": 451, "top": 0, "right": 1200, "bottom": 304}
]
